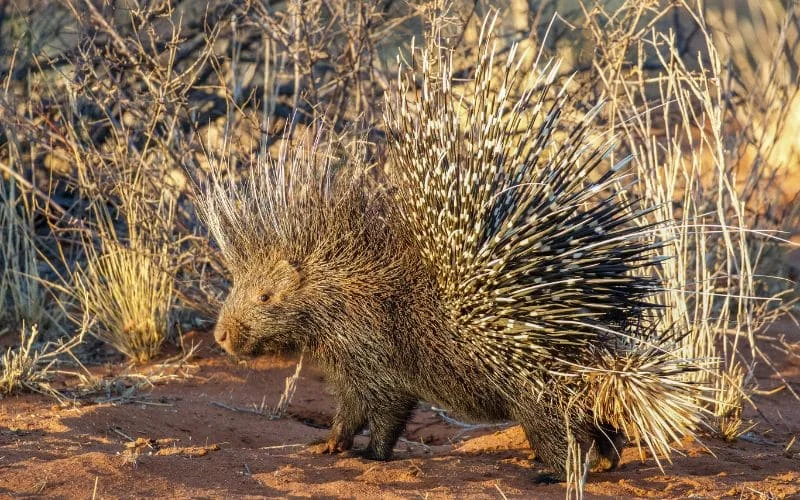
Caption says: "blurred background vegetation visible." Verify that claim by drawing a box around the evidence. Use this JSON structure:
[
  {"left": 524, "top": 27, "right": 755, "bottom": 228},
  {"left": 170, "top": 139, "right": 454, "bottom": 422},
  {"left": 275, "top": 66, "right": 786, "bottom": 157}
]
[{"left": 0, "top": 0, "right": 798, "bottom": 444}]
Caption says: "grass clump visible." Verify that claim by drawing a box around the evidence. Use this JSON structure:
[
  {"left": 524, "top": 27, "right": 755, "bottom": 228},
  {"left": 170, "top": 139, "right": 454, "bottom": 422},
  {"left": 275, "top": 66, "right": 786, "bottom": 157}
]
[
  {"left": 0, "top": 324, "right": 81, "bottom": 399},
  {"left": 69, "top": 188, "right": 177, "bottom": 364},
  {"left": 72, "top": 236, "right": 174, "bottom": 364}
]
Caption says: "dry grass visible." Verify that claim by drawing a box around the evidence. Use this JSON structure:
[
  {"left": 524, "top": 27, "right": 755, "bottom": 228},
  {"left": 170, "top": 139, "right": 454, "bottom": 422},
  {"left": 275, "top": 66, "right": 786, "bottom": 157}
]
[
  {"left": 0, "top": 323, "right": 82, "bottom": 400},
  {"left": 62, "top": 168, "right": 178, "bottom": 363},
  {"left": 711, "top": 362, "right": 756, "bottom": 442},
  {"left": 210, "top": 355, "right": 304, "bottom": 420},
  {"left": 564, "top": 427, "right": 590, "bottom": 500},
  {"left": 72, "top": 346, "right": 199, "bottom": 404},
  {"left": 271, "top": 354, "right": 304, "bottom": 419},
  {"left": 575, "top": 0, "right": 799, "bottom": 449},
  {"left": 69, "top": 216, "right": 175, "bottom": 364},
  {"left": 0, "top": 175, "right": 54, "bottom": 335}
]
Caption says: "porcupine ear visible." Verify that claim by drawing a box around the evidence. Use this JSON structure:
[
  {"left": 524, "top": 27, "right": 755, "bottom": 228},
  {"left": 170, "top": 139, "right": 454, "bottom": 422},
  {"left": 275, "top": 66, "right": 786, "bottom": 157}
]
[
  {"left": 282, "top": 259, "right": 306, "bottom": 287},
  {"left": 385, "top": 13, "right": 704, "bottom": 488},
  {"left": 286, "top": 257, "right": 303, "bottom": 272}
]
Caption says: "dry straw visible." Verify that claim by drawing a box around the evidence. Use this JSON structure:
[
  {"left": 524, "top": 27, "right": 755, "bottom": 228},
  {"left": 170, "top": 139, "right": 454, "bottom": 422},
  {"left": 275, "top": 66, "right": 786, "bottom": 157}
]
[
  {"left": 0, "top": 175, "right": 52, "bottom": 334},
  {"left": 0, "top": 323, "right": 82, "bottom": 400},
  {"left": 70, "top": 200, "right": 176, "bottom": 364},
  {"left": 580, "top": 0, "right": 798, "bottom": 445}
]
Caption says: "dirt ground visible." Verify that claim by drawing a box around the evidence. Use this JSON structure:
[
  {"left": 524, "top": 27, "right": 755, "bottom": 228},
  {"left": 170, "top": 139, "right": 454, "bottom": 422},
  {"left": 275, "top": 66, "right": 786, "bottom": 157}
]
[
  {"left": 4, "top": 245, "right": 800, "bottom": 500},
  {"left": 0, "top": 317, "right": 797, "bottom": 500}
]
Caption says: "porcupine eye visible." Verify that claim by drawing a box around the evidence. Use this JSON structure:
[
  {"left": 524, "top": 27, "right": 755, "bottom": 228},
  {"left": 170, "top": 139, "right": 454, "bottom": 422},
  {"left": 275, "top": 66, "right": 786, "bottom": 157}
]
[{"left": 259, "top": 293, "right": 271, "bottom": 303}]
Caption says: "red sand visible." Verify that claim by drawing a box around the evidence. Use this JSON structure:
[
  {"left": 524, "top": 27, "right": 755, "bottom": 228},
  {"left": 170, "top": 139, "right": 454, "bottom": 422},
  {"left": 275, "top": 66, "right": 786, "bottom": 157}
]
[{"left": 0, "top": 320, "right": 798, "bottom": 498}]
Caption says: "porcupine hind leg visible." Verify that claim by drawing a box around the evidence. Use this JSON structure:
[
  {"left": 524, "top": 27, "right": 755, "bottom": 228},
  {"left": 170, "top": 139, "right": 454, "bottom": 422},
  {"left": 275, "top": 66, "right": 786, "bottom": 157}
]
[
  {"left": 360, "top": 394, "right": 416, "bottom": 461},
  {"left": 518, "top": 410, "right": 576, "bottom": 481},
  {"left": 519, "top": 409, "right": 625, "bottom": 481},
  {"left": 592, "top": 424, "right": 625, "bottom": 471},
  {"left": 314, "top": 388, "right": 367, "bottom": 454}
]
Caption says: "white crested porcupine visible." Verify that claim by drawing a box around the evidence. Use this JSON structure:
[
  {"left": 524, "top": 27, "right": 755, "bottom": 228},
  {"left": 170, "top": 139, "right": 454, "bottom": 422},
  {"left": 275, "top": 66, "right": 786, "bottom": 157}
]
[{"left": 199, "top": 30, "right": 703, "bottom": 486}]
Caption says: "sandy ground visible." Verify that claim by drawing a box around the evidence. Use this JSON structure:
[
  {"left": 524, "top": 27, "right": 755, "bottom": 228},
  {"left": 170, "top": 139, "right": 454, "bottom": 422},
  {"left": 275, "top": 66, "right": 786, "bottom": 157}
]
[{"left": 0, "top": 316, "right": 798, "bottom": 500}]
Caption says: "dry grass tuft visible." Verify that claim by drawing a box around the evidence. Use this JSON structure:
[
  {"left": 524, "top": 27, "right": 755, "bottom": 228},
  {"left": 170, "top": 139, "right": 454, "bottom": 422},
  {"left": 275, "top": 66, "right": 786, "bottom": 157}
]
[
  {"left": 69, "top": 199, "right": 176, "bottom": 363},
  {"left": 0, "top": 323, "right": 82, "bottom": 400},
  {"left": 712, "top": 363, "right": 756, "bottom": 442},
  {"left": 578, "top": 0, "right": 799, "bottom": 451}
]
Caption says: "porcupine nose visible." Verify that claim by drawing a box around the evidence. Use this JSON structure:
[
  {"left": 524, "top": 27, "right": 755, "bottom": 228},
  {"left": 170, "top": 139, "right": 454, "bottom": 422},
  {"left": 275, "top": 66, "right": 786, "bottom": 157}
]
[
  {"left": 213, "top": 323, "right": 230, "bottom": 349},
  {"left": 213, "top": 307, "right": 237, "bottom": 353},
  {"left": 215, "top": 327, "right": 227, "bottom": 343}
]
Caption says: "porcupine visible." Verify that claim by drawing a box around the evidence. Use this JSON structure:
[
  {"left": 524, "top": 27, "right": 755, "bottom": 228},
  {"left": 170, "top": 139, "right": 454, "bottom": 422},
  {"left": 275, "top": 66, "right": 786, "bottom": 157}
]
[{"left": 200, "top": 28, "right": 702, "bottom": 482}]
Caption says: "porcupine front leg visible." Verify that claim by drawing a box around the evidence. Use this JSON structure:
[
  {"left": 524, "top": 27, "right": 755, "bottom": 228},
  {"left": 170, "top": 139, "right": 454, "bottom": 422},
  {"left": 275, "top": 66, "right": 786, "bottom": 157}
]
[
  {"left": 315, "top": 388, "right": 367, "bottom": 454},
  {"left": 360, "top": 393, "right": 416, "bottom": 460}
]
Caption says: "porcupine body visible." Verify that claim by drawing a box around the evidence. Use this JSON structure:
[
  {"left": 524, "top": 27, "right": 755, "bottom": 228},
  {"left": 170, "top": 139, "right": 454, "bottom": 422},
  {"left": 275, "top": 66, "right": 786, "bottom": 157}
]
[{"left": 201, "top": 28, "right": 701, "bottom": 481}]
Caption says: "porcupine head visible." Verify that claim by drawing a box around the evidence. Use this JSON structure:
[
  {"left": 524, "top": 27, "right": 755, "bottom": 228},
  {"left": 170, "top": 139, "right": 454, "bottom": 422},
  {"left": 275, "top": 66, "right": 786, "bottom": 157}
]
[
  {"left": 214, "top": 254, "right": 305, "bottom": 356},
  {"left": 202, "top": 143, "right": 389, "bottom": 360}
]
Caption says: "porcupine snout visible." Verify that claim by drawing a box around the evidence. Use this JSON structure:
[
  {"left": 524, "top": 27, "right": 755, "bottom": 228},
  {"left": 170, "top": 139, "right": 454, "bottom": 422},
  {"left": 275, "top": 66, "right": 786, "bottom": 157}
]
[
  {"left": 213, "top": 304, "right": 238, "bottom": 354},
  {"left": 213, "top": 323, "right": 228, "bottom": 343},
  {"left": 212, "top": 297, "right": 262, "bottom": 356},
  {"left": 213, "top": 319, "right": 232, "bottom": 351}
]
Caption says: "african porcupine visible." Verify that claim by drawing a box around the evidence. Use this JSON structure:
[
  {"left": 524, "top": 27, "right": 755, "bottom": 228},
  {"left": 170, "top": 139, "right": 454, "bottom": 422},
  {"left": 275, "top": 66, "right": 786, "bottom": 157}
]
[{"left": 199, "top": 28, "right": 702, "bottom": 483}]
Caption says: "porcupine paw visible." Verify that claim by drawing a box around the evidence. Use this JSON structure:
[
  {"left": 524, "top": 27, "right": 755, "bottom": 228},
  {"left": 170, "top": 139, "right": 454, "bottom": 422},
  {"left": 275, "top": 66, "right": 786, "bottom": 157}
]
[
  {"left": 308, "top": 433, "right": 354, "bottom": 454},
  {"left": 355, "top": 437, "right": 396, "bottom": 461},
  {"left": 357, "top": 399, "right": 416, "bottom": 461}
]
